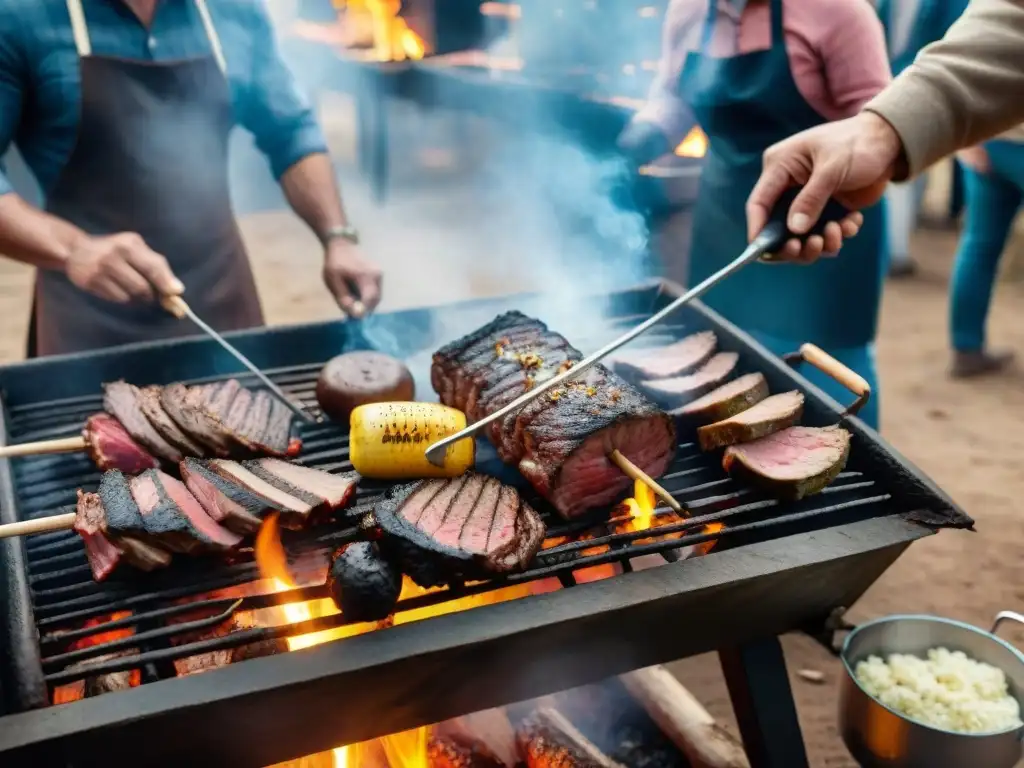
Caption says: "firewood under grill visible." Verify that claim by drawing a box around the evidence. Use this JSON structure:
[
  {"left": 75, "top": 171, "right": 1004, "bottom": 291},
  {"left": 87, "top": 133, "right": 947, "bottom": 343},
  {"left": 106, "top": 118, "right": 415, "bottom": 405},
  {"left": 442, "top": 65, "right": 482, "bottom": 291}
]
[{"left": 431, "top": 312, "right": 677, "bottom": 519}]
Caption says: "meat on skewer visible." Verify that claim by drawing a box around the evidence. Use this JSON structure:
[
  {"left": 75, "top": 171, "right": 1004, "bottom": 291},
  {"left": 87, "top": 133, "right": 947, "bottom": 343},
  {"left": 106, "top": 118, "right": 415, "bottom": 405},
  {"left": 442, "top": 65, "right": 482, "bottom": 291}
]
[
  {"left": 0, "top": 378, "right": 302, "bottom": 473},
  {"left": 64, "top": 460, "right": 360, "bottom": 581}
]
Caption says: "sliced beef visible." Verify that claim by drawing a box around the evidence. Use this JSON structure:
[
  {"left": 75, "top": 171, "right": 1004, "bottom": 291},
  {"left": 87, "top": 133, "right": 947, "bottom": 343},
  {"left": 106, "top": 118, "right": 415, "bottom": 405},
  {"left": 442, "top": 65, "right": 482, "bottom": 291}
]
[
  {"left": 137, "top": 385, "right": 206, "bottom": 458},
  {"left": 246, "top": 458, "right": 358, "bottom": 509},
  {"left": 432, "top": 314, "right": 677, "bottom": 520},
  {"left": 74, "top": 492, "right": 122, "bottom": 582},
  {"left": 161, "top": 383, "right": 234, "bottom": 457},
  {"left": 129, "top": 469, "right": 241, "bottom": 553},
  {"left": 640, "top": 351, "right": 740, "bottom": 408},
  {"left": 204, "top": 459, "right": 314, "bottom": 529},
  {"left": 698, "top": 391, "right": 805, "bottom": 451},
  {"left": 84, "top": 413, "right": 158, "bottom": 474},
  {"left": 374, "top": 473, "right": 545, "bottom": 588},
  {"left": 180, "top": 457, "right": 274, "bottom": 535},
  {"left": 103, "top": 381, "right": 182, "bottom": 463},
  {"left": 265, "top": 398, "right": 300, "bottom": 456},
  {"left": 672, "top": 372, "right": 769, "bottom": 428},
  {"left": 98, "top": 470, "right": 150, "bottom": 541},
  {"left": 722, "top": 425, "right": 851, "bottom": 500},
  {"left": 216, "top": 389, "right": 295, "bottom": 456},
  {"left": 611, "top": 330, "right": 718, "bottom": 381},
  {"left": 327, "top": 542, "right": 402, "bottom": 622}
]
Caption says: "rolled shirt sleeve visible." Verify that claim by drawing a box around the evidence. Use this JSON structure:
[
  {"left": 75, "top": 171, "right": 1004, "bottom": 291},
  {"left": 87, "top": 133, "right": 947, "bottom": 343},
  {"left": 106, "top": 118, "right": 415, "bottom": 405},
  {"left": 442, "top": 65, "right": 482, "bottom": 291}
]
[{"left": 237, "top": 1, "right": 329, "bottom": 179}]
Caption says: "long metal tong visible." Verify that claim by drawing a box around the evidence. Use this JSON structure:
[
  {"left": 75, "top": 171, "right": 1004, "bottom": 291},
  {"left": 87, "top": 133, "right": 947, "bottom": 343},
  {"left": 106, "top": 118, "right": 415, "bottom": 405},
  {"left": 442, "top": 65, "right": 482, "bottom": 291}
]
[{"left": 425, "top": 191, "right": 849, "bottom": 466}]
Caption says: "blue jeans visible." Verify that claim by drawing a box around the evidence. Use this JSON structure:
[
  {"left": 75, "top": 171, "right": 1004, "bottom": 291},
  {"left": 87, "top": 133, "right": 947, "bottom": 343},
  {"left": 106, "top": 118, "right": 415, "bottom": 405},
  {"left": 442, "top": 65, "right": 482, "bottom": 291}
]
[
  {"left": 950, "top": 141, "right": 1024, "bottom": 352},
  {"left": 748, "top": 330, "right": 879, "bottom": 430}
]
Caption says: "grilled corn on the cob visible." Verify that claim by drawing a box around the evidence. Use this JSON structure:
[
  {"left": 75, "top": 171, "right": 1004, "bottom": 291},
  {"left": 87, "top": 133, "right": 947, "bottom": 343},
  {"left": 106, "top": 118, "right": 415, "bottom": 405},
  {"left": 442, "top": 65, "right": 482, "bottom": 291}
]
[{"left": 349, "top": 402, "right": 475, "bottom": 479}]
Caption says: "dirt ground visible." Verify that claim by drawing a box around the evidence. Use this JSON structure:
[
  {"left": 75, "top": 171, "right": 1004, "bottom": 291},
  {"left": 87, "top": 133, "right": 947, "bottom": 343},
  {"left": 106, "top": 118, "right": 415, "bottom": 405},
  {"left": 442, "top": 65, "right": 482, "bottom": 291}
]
[{"left": 1, "top": 96, "right": 1022, "bottom": 766}]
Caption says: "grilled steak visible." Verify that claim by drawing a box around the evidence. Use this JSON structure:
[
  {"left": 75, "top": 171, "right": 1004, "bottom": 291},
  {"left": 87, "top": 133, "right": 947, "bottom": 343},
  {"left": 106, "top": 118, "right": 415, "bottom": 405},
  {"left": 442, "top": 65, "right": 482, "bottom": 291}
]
[
  {"left": 216, "top": 388, "right": 297, "bottom": 457},
  {"left": 612, "top": 330, "right": 718, "bottom": 381},
  {"left": 374, "top": 473, "right": 545, "bottom": 588},
  {"left": 698, "top": 391, "right": 804, "bottom": 451},
  {"left": 180, "top": 457, "right": 275, "bottom": 534},
  {"left": 517, "top": 708, "right": 624, "bottom": 768},
  {"left": 327, "top": 542, "right": 402, "bottom": 622},
  {"left": 722, "top": 425, "right": 851, "bottom": 500},
  {"left": 103, "top": 381, "right": 183, "bottom": 463},
  {"left": 74, "top": 492, "right": 122, "bottom": 582},
  {"left": 137, "top": 385, "right": 206, "bottom": 458},
  {"left": 98, "top": 470, "right": 150, "bottom": 541},
  {"left": 672, "top": 372, "right": 769, "bottom": 428},
  {"left": 203, "top": 459, "right": 315, "bottom": 529},
  {"left": 432, "top": 312, "right": 676, "bottom": 519},
  {"left": 84, "top": 413, "right": 158, "bottom": 474},
  {"left": 641, "top": 351, "right": 739, "bottom": 408},
  {"left": 128, "top": 469, "right": 241, "bottom": 553},
  {"left": 245, "top": 458, "right": 358, "bottom": 509},
  {"left": 161, "top": 383, "right": 234, "bottom": 457}
]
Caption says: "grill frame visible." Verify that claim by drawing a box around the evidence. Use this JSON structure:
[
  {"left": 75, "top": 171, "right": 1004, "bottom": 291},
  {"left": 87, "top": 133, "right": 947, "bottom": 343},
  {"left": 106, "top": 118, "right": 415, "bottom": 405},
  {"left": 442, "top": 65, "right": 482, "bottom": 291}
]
[{"left": 0, "top": 282, "right": 970, "bottom": 766}]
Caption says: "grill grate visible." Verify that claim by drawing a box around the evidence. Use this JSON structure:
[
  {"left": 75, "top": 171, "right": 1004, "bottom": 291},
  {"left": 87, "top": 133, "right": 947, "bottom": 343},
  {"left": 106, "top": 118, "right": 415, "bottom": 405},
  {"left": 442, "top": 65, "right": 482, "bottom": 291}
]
[{"left": 5, "top": 319, "right": 895, "bottom": 699}]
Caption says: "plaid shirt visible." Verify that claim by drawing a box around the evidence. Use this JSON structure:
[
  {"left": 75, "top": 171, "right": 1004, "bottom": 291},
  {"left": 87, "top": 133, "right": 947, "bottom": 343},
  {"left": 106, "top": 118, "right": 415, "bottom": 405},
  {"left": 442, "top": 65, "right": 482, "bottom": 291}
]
[{"left": 0, "top": 0, "right": 327, "bottom": 198}]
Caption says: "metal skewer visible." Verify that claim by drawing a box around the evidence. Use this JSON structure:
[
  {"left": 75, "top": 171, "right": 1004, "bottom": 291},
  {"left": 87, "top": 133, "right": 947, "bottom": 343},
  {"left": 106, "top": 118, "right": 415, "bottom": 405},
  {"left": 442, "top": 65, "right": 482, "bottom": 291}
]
[
  {"left": 161, "top": 296, "right": 319, "bottom": 424},
  {"left": 424, "top": 190, "right": 851, "bottom": 467}
]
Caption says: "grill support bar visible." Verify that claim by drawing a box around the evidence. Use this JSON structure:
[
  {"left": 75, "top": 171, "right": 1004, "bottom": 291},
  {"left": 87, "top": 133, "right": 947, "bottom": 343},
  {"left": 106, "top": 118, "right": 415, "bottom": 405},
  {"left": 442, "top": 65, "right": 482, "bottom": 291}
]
[
  {"left": 720, "top": 639, "right": 810, "bottom": 768},
  {"left": 0, "top": 396, "right": 47, "bottom": 712},
  {"left": 0, "top": 515, "right": 926, "bottom": 768}
]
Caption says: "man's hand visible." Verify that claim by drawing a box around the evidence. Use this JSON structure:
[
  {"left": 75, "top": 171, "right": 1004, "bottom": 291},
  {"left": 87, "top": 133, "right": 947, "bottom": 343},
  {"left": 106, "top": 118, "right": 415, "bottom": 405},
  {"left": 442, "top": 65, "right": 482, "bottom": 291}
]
[
  {"left": 956, "top": 145, "right": 990, "bottom": 174},
  {"left": 66, "top": 232, "right": 184, "bottom": 303},
  {"left": 746, "top": 111, "right": 905, "bottom": 262},
  {"left": 323, "top": 239, "right": 382, "bottom": 319}
]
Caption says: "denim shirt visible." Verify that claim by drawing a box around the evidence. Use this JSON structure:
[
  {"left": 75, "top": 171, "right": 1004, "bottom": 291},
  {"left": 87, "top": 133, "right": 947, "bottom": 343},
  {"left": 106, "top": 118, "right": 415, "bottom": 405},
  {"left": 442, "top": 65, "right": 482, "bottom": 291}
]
[{"left": 0, "top": 0, "right": 327, "bottom": 198}]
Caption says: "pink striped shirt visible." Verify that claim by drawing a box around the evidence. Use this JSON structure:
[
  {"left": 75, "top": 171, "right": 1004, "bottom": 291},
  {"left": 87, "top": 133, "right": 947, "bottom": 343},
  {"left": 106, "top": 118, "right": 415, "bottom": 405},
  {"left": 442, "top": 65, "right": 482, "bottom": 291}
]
[{"left": 636, "top": 0, "right": 893, "bottom": 143}]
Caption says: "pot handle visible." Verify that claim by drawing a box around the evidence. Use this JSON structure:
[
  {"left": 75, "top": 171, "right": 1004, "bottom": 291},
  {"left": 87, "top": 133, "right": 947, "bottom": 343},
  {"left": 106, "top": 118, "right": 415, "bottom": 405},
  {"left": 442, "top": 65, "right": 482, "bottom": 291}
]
[
  {"left": 782, "top": 343, "right": 871, "bottom": 417},
  {"left": 991, "top": 611, "right": 1024, "bottom": 640}
]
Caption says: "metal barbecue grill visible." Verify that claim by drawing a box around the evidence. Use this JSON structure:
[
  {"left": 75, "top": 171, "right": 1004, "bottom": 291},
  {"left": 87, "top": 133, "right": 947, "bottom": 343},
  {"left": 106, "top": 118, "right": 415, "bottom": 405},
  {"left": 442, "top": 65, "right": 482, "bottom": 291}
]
[{"left": 0, "top": 283, "right": 970, "bottom": 768}]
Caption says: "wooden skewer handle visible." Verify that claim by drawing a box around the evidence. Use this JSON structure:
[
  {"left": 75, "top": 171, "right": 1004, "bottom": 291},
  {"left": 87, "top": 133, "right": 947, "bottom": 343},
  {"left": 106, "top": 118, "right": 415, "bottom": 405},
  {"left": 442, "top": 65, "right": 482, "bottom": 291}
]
[
  {"left": 0, "top": 512, "right": 76, "bottom": 540},
  {"left": 609, "top": 449, "right": 684, "bottom": 515},
  {"left": 784, "top": 343, "right": 871, "bottom": 417},
  {"left": 160, "top": 294, "right": 189, "bottom": 319},
  {"left": 0, "top": 435, "right": 88, "bottom": 459}
]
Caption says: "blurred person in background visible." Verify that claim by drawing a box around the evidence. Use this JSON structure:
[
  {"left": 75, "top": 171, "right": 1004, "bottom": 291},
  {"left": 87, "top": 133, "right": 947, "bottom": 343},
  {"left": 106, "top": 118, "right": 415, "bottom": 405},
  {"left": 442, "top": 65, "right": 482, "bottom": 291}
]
[
  {"left": 876, "top": 0, "right": 967, "bottom": 277},
  {"left": 0, "top": 0, "right": 381, "bottom": 358},
  {"left": 618, "top": 0, "right": 892, "bottom": 428}
]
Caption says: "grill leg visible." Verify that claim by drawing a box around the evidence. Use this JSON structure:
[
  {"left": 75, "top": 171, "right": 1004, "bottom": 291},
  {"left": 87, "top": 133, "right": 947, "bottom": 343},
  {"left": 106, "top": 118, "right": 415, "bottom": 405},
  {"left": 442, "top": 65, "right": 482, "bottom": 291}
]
[{"left": 719, "top": 638, "right": 809, "bottom": 768}]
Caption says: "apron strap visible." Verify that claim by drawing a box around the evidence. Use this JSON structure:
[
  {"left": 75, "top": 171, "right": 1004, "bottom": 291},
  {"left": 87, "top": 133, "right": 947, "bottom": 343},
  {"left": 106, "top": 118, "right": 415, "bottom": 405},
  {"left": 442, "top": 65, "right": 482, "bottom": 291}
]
[
  {"left": 769, "top": 0, "right": 785, "bottom": 47},
  {"left": 64, "top": 0, "right": 227, "bottom": 75}
]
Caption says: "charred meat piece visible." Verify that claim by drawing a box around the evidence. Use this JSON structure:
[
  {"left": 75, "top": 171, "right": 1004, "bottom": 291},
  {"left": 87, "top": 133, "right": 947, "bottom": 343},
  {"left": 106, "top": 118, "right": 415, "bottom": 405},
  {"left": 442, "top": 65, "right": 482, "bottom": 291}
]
[
  {"left": 74, "top": 492, "right": 122, "bottom": 582},
  {"left": 641, "top": 351, "right": 740, "bottom": 408},
  {"left": 103, "top": 380, "right": 182, "bottom": 463},
  {"left": 203, "top": 459, "right": 315, "bottom": 529},
  {"left": 672, "top": 372, "right": 769, "bottom": 428},
  {"left": 180, "top": 457, "right": 276, "bottom": 535},
  {"left": 160, "top": 383, "right": 234, "bottom": 457},
  {"left": 517, "top": 708, "right": 624, "bottom": 768},
  {"left": 698, "top": 391, "right": 805, "bottom": 451},
  {"left": 217, "top": 388, "right": 296, "bottom": 457},
  {"left": 432, "top": 314, "right": 676, "bottom": 520},
  {"left": 327, "top": 542, "right": 402, "bottom": 622},
  {"left": 98, "top": 470, "right": 150, "bottom": 541},
  {"left": 612, "top": 330, "right": 718, "bottom": 381},
  {"left": 375, "top": 474, "right": 545, "bottom": 588},
  {"left": 427, "top": 737, "right": 506, "bottom": 768},
  {"left": 128, "top": 469, "right": 241, "bottom": 554},
  {"left": 84, "top": 413, "right": 158, "bottom": 474},
  {"left": 137, "top": 385, "right": 206, "bottom": 458},
  {"left": 245, "top": 458, "right": 358, "bottom": 509},
  {"left": 723, "top": 425, "right": 851, "bottom": 500}
]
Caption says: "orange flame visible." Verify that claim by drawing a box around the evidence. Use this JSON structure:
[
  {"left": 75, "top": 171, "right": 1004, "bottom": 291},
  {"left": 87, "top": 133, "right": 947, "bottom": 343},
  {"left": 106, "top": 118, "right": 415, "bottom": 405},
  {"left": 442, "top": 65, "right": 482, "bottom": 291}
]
[
  {"left": 674, "top": 126, "right": 708, "bottom": 159},
  {"left": 337, "top": 0, "right": 426, "bottom": 61}
]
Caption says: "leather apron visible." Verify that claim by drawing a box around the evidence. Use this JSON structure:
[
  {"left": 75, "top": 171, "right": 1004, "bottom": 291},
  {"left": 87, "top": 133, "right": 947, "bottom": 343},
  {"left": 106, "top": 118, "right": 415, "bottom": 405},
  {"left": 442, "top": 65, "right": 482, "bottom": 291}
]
[
  {"left": 682, "top": 0, "right": 886, "bottom": 351},
  {"left": 28, "top": 0, "right": 264, "bottom": 358}
]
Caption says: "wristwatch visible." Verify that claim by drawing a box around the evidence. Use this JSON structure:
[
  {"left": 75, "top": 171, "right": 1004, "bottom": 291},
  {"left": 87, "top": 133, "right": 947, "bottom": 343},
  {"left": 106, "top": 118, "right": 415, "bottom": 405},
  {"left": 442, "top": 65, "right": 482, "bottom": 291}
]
[{"left": 321, "top": 224, "right": 360, "bottom": 246}]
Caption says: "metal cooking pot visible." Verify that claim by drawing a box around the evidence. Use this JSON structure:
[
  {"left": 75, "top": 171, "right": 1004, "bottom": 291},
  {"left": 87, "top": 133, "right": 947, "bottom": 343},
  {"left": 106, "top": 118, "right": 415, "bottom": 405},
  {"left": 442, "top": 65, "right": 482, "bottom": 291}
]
[{"left": 839, "top": 611, "right": 1024, "bottom": 768}]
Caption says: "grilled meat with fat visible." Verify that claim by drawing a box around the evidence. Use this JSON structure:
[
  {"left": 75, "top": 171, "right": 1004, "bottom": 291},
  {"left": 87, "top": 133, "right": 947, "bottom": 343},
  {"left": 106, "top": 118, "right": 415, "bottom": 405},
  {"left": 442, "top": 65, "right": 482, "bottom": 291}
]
[
  {"left": 128, "top": 469, "right": 241, "bottom": 554},
  {"left": 83, "top": 413, "right": 158, "bottom": 474},
  {"left": 723, "top": 425, "right": 851, "bottom": 500},
  {"left": 698, "top": 390, "right": 804, "bottom": 451},
  {"left": 137, "top": 385, "right": 206, "bottom": 457},
  {"left": 432, "top": 312, "right": 676, "bottom": 520},
  {"left": 374, "top": 473, "right": 545, "bottom": 588},
  {"left": 103, "top": 380, "right": 183, "bottom": 463},
  {"left": 672, "top": 372, "right": 769, "bottom": 428},
  {"left": 640, "top": 351, "right": 739, "bottom": 408},
  {"left": 75, "top": 489, "right": 172, "bottom": 581},
  {"left": 161, "top": 383, "right": 234, "bottom": 457},
  {"left": 612, "top": 330, "right": 718, "bottom": 381}
]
